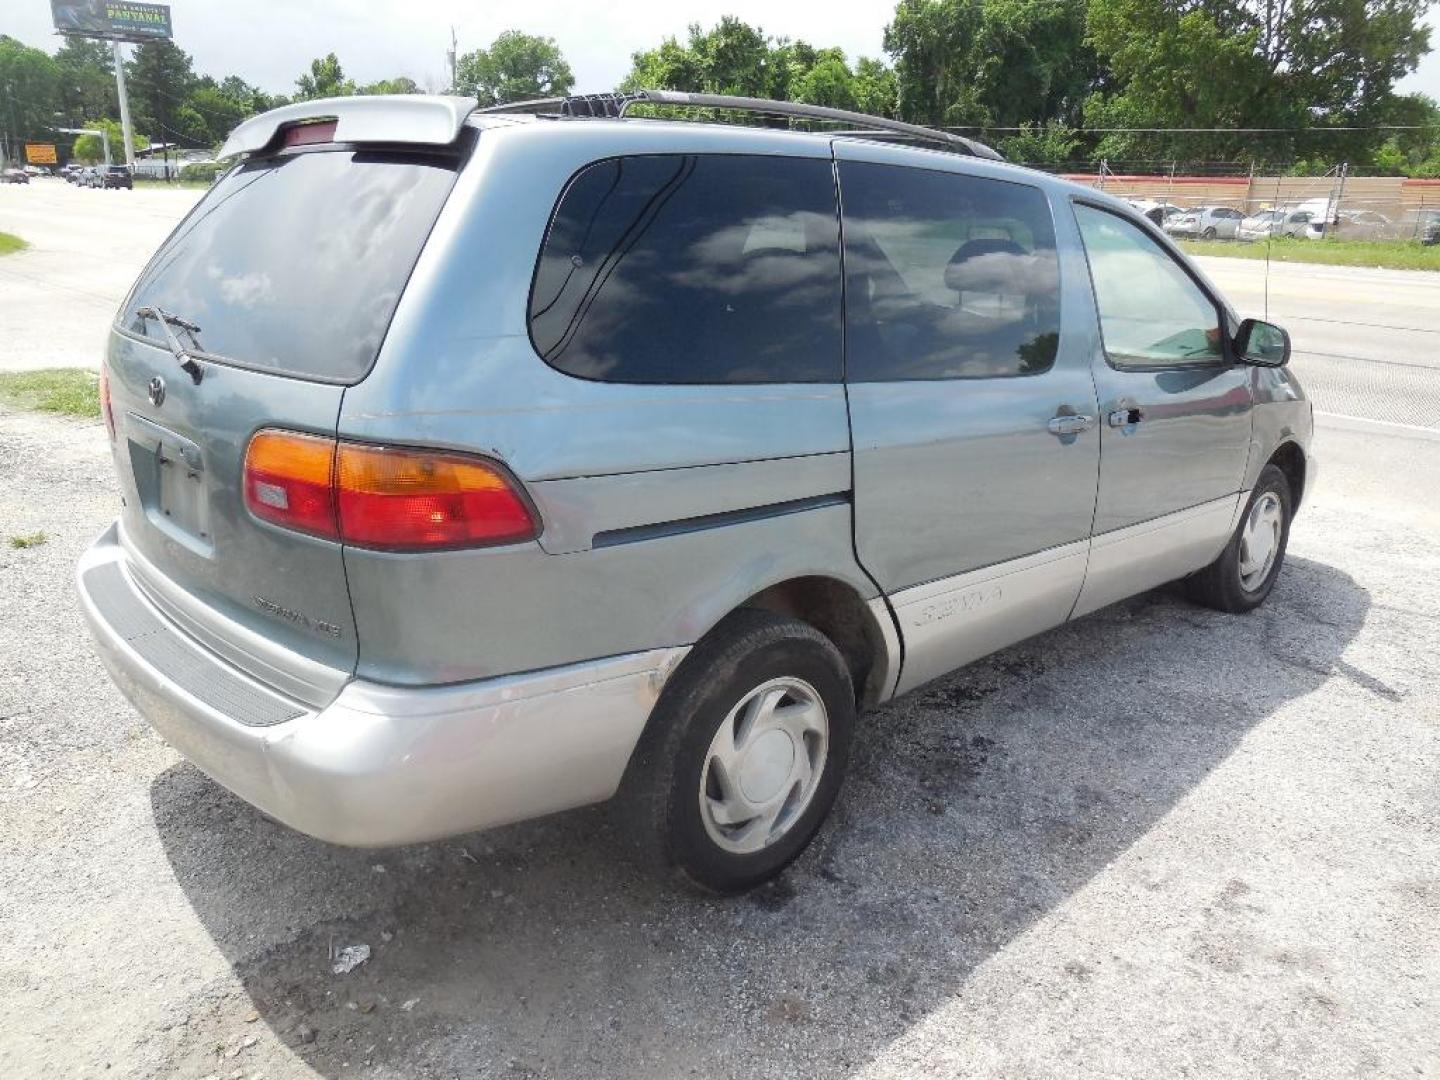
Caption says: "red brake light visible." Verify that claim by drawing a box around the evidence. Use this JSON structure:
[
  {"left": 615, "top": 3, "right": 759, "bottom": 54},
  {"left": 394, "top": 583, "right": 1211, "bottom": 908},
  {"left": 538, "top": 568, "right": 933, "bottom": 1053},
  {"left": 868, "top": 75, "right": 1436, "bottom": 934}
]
[
  {"left": 243, "top": 430, "right": 339, "bottom": 539},
  {"left": 336, "top": 443, "right": 538, "bottom": 551},
  {"left": 99, "top": 363, "right": 115, "bottom": 441},
  {"left": 242, "top": 430, "right": 537, "bottom": 551},
  {"left": 282, "top": 119, "right": 338, "bottom": 147}
]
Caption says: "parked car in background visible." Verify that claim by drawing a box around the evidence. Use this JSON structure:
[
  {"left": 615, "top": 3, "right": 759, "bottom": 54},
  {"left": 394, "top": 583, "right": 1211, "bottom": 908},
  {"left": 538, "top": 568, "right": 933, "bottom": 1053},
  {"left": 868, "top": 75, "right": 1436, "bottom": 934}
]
[
  {"left": 1, "top": 168, "right": 30, "bottom": 185},
  {"left": 1415, "top": 210, "right": 1440, "bottom": 246},
  {"left": 1125, "top": 198, "right": 1185, "bottom": 227},
  {"left": 97, "top": 165, "right": 133, "bottom": 190},
  {"left": 1305, "top": 210, "right": 1390, "bottom": 242},
  {"left": 78, "top": 92, "right": 1312, "bottom": 893},
  {"left": 1165, "top": 205, "right": 1245, "bottom": 239},
  {"left": 60, "top": 164, "right": 84, "bottom": 183},
  {"left": 1237, "top": 208, "right": 1314, "bottom": 242}
]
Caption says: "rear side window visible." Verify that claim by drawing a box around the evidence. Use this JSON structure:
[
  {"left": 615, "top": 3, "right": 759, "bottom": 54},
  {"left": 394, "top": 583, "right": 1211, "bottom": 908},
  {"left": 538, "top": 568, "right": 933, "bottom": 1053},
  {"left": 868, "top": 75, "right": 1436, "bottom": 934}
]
[
  {"left": 123, "top": 149, "right": 459, "bottom": 383},
  {"left": 529, "top": 154, "right": 842, "bottom": 384},
  {"left": 838, "top": 161, "right": 1061, "bottom": 381}
]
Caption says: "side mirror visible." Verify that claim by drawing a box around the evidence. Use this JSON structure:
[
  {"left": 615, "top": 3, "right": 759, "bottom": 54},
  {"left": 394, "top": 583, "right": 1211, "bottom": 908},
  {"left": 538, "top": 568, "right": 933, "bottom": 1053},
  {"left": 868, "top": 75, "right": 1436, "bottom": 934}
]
[{"left": 1235, "top": 318, "right": 1290, "bottom": 367}]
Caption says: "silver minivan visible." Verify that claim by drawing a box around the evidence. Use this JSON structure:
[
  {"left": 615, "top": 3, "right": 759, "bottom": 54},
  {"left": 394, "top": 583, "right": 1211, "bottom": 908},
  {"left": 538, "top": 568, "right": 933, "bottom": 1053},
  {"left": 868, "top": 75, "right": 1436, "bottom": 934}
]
[{"left": 78, "top": 91, "right": 1313, "bottom": 892}]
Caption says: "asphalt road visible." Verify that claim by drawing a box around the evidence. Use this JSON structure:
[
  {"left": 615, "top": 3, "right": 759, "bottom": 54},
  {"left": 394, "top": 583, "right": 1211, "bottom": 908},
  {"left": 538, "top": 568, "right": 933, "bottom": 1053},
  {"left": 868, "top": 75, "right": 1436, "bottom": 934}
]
[{"left": 1, "top": 176, "right": 1438, "bottom": 1080}]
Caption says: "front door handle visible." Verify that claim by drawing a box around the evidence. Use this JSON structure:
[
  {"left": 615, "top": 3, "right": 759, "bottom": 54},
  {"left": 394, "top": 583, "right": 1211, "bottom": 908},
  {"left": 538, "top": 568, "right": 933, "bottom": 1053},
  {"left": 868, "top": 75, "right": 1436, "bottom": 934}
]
[
  {"left": 1047, "top": 413, "right": 1095, "bottom": 437},
  {"left": 1108, "top": 406, "right": 1145, "bottom": 427}
]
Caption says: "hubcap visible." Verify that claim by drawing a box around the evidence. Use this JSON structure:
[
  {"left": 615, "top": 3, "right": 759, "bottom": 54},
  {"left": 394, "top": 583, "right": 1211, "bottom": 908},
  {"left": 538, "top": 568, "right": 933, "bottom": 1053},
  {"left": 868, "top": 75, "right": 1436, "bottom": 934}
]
[
  {"left": 699, "top": 677, "right": 829, "bottom": 855},
  {"left": 1238, "top": 491, "right": 1283, "bottom": 591}
]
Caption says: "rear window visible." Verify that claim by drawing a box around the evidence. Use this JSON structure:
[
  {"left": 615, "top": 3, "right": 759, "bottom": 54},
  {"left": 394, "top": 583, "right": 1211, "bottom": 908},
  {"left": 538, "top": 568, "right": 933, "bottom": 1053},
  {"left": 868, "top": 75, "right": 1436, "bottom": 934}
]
[
  {"left": 122, "top": 149, "right": 459, "bottom": 383},
  {"left": 529, "top": 154, "right": 842, "bottom": 384}
]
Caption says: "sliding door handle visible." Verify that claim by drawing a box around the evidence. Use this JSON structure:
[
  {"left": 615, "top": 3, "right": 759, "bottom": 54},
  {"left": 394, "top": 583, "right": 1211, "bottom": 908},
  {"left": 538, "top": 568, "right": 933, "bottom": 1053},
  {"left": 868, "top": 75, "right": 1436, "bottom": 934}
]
[
  {"left": 1047, "top": 413, "right": 1095, "bottom": 437},
  {"left": 1108, "top": 407, "right": 1145, "bottom": 427}
]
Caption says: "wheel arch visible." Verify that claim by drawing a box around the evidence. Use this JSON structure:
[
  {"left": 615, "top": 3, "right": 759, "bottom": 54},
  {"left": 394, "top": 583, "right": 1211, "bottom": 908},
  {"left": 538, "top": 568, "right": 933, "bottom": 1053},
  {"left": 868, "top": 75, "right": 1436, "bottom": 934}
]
[
  {"left": 669, "top": 575, "right": 898, "bottom": 709},
  {"left": 1268, "top": 440, "right": 1308, "bottom": 510}
]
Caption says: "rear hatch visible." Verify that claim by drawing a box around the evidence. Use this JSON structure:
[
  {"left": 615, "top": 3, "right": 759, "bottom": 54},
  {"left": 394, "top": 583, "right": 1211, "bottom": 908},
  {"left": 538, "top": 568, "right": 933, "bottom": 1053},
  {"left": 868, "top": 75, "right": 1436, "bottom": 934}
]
[{"left": 105, "top": 140, "right": 463, "bottom": 704}]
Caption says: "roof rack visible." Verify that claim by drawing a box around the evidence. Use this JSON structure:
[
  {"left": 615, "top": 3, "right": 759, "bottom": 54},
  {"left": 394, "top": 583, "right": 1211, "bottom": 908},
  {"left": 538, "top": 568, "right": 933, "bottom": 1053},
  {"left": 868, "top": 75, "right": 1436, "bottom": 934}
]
[{"left": 478, "top": 89, "right": 1003, "bottom": 161}]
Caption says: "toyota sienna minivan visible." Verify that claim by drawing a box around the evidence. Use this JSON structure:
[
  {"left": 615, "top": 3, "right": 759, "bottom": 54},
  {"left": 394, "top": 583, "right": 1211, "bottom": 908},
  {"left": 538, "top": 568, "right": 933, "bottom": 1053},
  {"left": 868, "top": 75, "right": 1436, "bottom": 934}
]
[{"left": 78, "top": 91, "right": 1313, "bottom": 892}]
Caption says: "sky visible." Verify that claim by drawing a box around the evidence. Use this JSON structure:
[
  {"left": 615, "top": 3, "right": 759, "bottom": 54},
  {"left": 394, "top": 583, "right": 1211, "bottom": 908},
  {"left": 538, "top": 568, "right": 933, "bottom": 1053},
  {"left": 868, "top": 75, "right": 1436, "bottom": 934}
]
[{"left": 5, "top": 1, "right": 1439, "bottom": 102}]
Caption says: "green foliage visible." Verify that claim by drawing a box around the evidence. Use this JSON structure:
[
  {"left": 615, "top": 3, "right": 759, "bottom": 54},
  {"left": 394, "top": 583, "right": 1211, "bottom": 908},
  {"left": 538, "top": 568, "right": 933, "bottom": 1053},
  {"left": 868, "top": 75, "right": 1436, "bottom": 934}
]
[
  {"left": 0, "top": 36, "right": 61, "bottom": 157},
  {"left": 0, "top": 232, "right": 26, "bottom": 256},
  {"left": 8, "top": 532, "right": 48, "bottom": 550},
  {"left": 620, "top": 18, "right": 897, "bottom": 120},
  {"left": 1083, "top": 0, "right": 1434, "bottom": 163},
  {"left": 455, "top": 31, "right": 574, "bottom": 107},
  {"left": 295, "top": 52, "right": 354, "bottom": 100},
  {"left": 0, "top": 369, "right": 101, "bottom": 418},
  {"left": 179, "top": 161, "right": 224, "bottom": 183},
  {"left": 53, "top": 38, "right": 117, "bottom": 128},
  {"left": 1179, "top": 236, "right": 1440, "bottom": 272},
  {"left": 999, "top": 120, "right": 1082, "bottom": 165},
  {"left": 360, "top": 76, "right": 421, "bottom": 95},
  {"left": 884, "top": 0, "right": 1095, "bottom": 129},
  {"left": 72, "top": 118, "right": 147, "bottom": 163},
  {"left": 125, "top": 40, "right": 197, "bottom": 145}
]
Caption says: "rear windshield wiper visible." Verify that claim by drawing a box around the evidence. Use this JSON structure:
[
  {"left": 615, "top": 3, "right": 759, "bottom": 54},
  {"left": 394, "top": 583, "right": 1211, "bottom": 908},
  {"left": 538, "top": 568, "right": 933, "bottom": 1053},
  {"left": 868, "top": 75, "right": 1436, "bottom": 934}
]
[{"left": 135, "top": 306, "right": 205, "bottom": 384}]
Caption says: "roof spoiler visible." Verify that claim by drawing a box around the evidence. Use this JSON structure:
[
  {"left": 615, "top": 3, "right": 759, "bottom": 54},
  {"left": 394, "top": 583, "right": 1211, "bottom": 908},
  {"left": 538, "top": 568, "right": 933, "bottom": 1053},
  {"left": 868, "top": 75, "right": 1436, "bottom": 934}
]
[{"left": 219, "top": 95, "right": 478, "bottom": 159}]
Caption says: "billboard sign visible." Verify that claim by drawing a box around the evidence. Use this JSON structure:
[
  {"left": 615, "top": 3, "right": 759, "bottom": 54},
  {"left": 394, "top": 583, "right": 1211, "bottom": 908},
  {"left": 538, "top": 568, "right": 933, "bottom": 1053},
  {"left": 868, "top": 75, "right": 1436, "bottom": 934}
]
[
  {"left": 26, "top": 144, "right": 59, "bottom": 165},
  {"left": 50, "top": 1, "right": 173, "bottom": 42}
]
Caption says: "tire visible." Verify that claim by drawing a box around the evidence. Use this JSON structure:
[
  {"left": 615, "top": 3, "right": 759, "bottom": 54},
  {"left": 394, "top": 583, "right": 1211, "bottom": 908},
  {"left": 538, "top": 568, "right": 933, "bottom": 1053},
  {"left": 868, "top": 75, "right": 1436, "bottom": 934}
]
[
  {"left": 617, "top": 609, "right": 855, "bottom": 893},
  {"left": 1185, "top": 463, "right": 1292, "bottom": 613},
  {"left": 1202, "top": 226, "right": 1218, "bottom": 239}
]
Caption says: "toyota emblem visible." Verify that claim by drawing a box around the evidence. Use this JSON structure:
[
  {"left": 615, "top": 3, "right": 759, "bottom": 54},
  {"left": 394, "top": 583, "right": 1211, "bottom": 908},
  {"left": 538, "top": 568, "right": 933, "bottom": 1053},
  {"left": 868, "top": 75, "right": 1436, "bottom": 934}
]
[{"left": 147, "top": 376, "right": 166, "bottom": 407}]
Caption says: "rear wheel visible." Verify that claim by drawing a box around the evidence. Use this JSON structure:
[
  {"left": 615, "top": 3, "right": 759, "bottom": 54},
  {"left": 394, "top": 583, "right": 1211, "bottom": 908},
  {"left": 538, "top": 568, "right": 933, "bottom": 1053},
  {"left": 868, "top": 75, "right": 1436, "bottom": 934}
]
[
  {"left": 1202, "top": 226, "right": 1218, "bottom": 239},
  {"left": 618, "top": 610, "right": 854, "bottom": 893},
  {"left": 1186, "top": 463, "right": 1292, "bottom": 613}
]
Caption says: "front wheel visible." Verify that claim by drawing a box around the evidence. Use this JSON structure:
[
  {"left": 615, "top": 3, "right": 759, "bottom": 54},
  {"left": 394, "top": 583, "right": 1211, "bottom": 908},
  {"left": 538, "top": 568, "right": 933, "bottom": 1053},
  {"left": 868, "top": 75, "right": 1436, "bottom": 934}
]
[
  {"left": 1186, "top": 463, "right": 1293, "bottom": 613},
  {"left": 618, "top": 610, "right": 855, "bottom": 893},
  {"left": 1202, "top": 226, "right": 1218, "bottom": 239}
]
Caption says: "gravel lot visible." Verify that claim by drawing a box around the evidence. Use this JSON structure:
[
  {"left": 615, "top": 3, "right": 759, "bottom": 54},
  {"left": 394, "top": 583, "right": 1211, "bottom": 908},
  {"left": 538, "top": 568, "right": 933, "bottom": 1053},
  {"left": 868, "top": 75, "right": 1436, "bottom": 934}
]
[{"left": 2, "top": 404, "right": 1437, "bottom": 1079}]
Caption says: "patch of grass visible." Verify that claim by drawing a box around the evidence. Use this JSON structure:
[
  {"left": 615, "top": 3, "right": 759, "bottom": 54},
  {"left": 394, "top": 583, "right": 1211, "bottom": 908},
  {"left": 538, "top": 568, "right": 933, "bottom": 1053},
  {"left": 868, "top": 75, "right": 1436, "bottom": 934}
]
[
  {"left": 0, "top": 368, "right": 101, "bottom": 418},
  {"left": 8, "top": 531, "right": 48, "bottom": 549},
  {"left": 0, "top": 231, "right": 26, "bottom": 256},
  {"left": 1180, "top": 236, "right": 1440, "bottom": 272}
]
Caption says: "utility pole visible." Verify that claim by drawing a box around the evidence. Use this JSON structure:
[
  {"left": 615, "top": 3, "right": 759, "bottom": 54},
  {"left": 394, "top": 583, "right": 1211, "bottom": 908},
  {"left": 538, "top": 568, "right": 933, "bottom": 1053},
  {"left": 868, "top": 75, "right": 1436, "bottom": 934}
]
[
  {"left": 112, "top": 40, "right": 136, "bottom": 169},
  {"left": 447, "top": 27, "right": 458, "bottom": 93}
]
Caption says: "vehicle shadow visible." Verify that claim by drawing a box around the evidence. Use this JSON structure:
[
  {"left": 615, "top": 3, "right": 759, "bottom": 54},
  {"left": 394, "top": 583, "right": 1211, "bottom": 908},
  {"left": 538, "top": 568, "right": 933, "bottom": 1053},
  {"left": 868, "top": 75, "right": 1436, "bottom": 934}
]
[{"left": 150, "top": 555, "right": 1375, "bottom": 1078}]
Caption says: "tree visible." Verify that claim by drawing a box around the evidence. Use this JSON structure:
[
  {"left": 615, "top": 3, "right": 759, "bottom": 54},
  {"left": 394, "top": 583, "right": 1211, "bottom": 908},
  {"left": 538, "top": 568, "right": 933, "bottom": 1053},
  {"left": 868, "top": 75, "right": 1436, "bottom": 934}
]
[
  {"left": 125, "top": 39, "right": 196, "bottom": 146},
  {"left": 295, "top": 53, "right": 354, "bottom": 100},
  {"left": 1084, "top": 0, "right": 1434, "bottom": 163},
  {"left": 53, "top": 37, "right": 116, "bottom": 129},
  {"left": 455, "top": 31, "right": 573, "bottom": 107},
  {"left": 359, "top": 76, "right": 421, "bottom": 95},
  {"left": 998, "top": 119, "right": 1081, "bottom": 164},
  {"left": 72, "top": 116, "right": 146, "bottom": 162},
  {"left": 852, "top": 57, "right": 899, "bottom": 118},
  {"left": 884, "top": 0, "right": 1096, "bottom": 129},
  {"left": 619, "top": 18, "right": 899, "bottom": 119},
  {"left": 0, "top": 36, "right": 61, "bottom": 164}
]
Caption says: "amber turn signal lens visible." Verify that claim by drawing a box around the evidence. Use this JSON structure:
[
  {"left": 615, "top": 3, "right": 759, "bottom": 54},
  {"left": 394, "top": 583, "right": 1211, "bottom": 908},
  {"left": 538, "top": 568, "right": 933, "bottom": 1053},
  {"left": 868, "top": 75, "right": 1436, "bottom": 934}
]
[{"left": 242, "top": 429, "right": 339, "bottom": 539}]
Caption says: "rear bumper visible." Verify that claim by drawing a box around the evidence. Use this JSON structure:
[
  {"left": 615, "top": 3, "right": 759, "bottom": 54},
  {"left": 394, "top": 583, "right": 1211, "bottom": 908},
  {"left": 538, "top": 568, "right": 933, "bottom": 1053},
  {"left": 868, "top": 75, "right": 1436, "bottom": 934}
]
[{"left": 77, "top": 523, "right": 688, "bottom": 846}]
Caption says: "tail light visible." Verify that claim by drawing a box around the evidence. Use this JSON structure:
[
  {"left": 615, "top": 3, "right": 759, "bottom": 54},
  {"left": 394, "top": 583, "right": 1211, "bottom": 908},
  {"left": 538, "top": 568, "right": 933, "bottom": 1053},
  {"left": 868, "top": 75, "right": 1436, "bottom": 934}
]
[
  {"left": 99, "top": 363, "right": 115, "bottom": 441},
  {"left": 242, "top": 429, "right": 538, "bottom": 551},
  {"left": 243, "top": 430, "right": 338, "bottom": 539}
]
